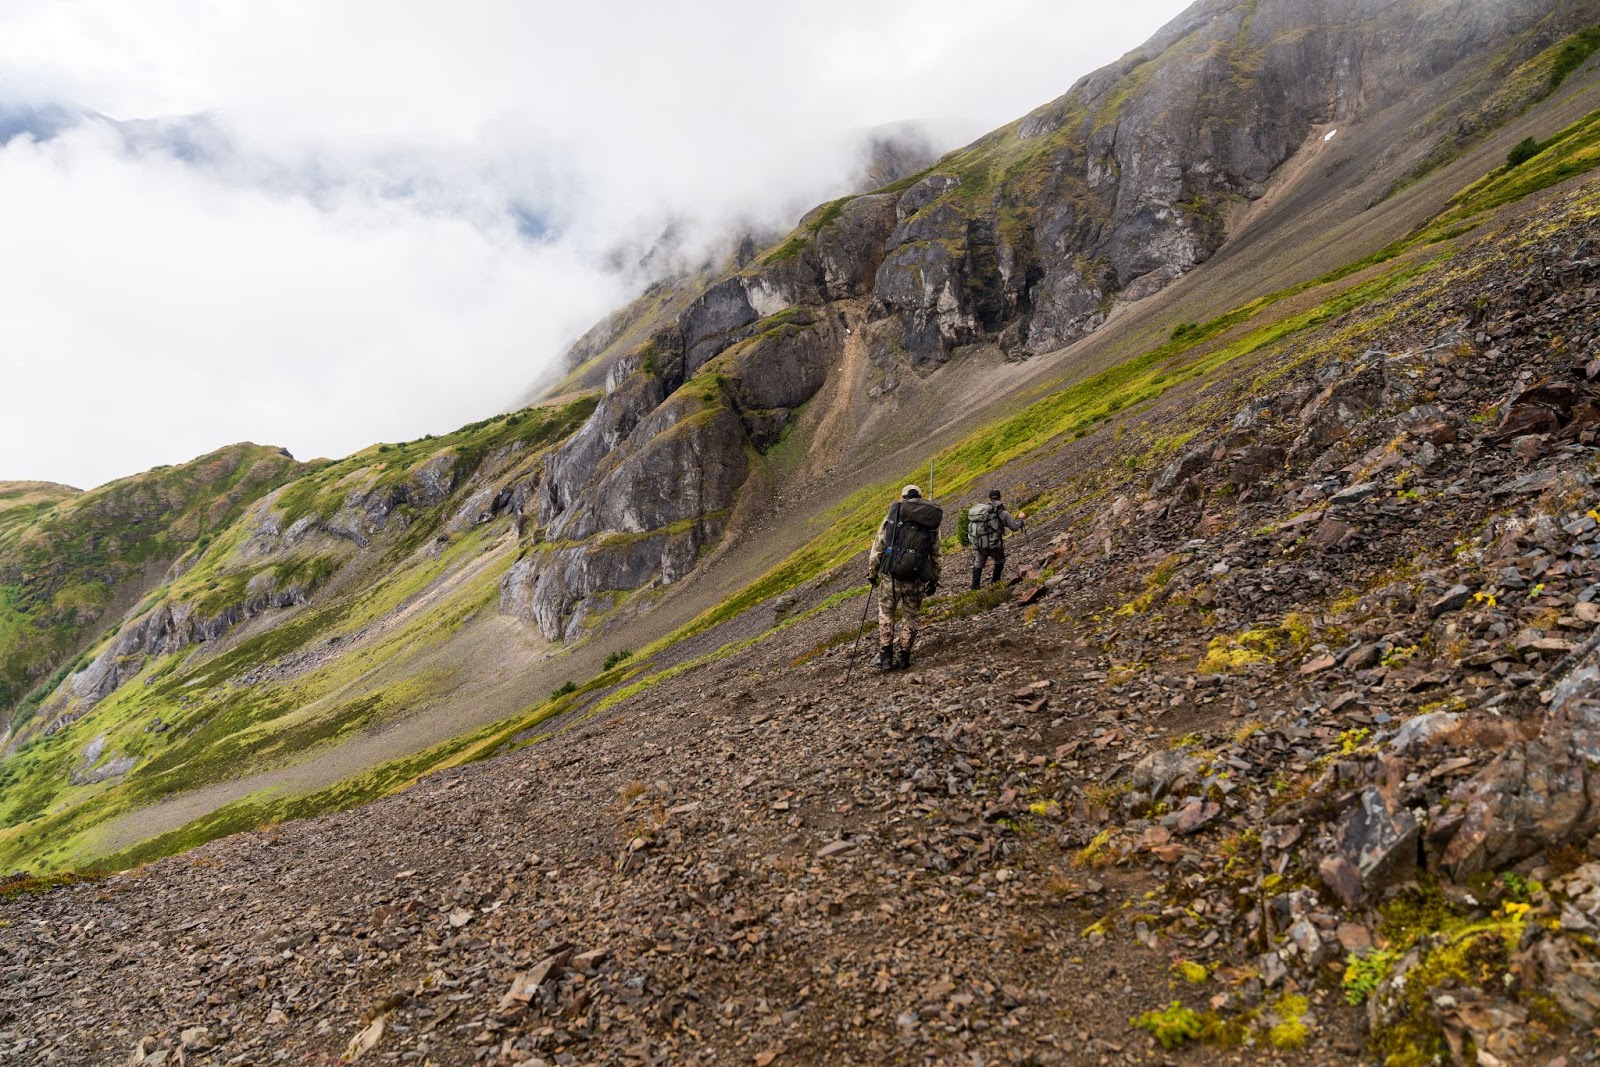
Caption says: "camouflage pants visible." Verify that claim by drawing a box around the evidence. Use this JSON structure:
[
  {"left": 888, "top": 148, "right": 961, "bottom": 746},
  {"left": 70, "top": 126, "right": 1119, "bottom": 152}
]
[{"left": 877, "top": 580, "right": 924, "bottom": 651}]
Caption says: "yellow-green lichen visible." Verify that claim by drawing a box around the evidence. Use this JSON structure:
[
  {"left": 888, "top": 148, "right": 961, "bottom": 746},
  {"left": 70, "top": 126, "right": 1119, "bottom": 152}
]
[
  {"left": 1130, "top": 1001, "right": 1204, "bottom": 1049},
  {"left": 1371, "top": 894, "right": 1535, "bottom": 1067},
  {"left": 1266, "top": 993, "right": 1310, "bottom": 1050}
]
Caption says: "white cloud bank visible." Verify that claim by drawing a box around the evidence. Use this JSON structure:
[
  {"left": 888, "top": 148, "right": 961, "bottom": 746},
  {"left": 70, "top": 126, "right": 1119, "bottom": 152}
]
[{"left": 0, "top": 0, "right": 1191, "bottom": 488}]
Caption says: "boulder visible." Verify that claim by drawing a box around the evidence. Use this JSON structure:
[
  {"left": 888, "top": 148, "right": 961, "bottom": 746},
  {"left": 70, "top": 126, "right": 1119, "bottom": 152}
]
[
  {"left": 1290, "top": 364, "right": 1385, "bottom": 460},
  {"left": 1152, "top": 441, "right": 1216, "bottom": 495},
  {"left": 1319, "top": 787, "right": 1418, "bottom": 905},
  {"left": 1437, "top": 732, "right": 1597, "bottom": 879},
  {"left": 1387, "top": 711, "right": 1463, "bottom": 755},
  {"left": 1131, "top": 749, "right": 1201, "bottom": 799},
  {"left": 1427, "top": 584, "right": 1473, "bottom": 617}
]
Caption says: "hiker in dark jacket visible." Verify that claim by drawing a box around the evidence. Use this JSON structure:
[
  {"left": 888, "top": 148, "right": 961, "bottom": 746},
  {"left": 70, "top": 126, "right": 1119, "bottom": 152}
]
[
  {"left": 867, "top": 485, "right": 942, "bottom": 671},
  {"left": 967, "top": 488, "right": 1024, "bottom": 589}
]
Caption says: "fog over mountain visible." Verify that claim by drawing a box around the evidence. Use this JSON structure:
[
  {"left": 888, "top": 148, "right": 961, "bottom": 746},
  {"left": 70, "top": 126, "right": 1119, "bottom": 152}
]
[{"left": 0, "top": 0, "right": 1188, "bottom": 489}]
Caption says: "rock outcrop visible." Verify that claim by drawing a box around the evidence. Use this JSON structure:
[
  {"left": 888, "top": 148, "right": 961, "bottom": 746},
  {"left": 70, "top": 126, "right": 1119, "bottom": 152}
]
[
  {"left": 504, "top": 204, "right": 893, "bottom": 639},
  {"left": 59, "top": 569, "right": 323, "bottom": 718}
]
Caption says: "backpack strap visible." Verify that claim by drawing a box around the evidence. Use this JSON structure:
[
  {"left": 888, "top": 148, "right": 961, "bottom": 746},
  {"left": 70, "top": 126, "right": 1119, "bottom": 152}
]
[{"left": 883, "top": 502, "right": 902, "bottom": 570}]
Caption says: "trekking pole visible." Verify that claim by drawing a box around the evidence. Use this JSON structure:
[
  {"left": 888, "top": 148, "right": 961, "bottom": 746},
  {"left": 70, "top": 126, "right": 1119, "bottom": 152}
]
[{"left": 844, "top": 585, "right": 876, "bottom": 684}]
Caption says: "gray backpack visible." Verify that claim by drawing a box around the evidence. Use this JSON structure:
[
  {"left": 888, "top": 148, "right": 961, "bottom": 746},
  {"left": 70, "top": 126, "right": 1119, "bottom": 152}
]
[{"left": 967, "top": 503, "right": 1003, "bottom": 550}]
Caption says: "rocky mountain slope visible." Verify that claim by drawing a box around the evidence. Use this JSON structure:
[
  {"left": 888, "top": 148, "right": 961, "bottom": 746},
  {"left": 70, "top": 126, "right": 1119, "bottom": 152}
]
[
  {"left": 9, "top": 152, "right": 1600, "bottom": 1065},
  {"left": 519, "top": 121, "right": 945, "bottom": 407},
  {"left": 506, "top": 0, "right": 1600, "bottom": 649},
  {"left": 4, "top": 9, "right": 1600, "bottom": 1061}
]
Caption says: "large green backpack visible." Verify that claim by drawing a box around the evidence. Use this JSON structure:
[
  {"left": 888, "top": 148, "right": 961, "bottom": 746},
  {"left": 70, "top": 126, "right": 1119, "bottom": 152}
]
[
  {"left": 883, "top": 499, "right": 943, "bottom": 582},
  {"left": 967, "top": 503, "right": 1003, "bottom": 550}
]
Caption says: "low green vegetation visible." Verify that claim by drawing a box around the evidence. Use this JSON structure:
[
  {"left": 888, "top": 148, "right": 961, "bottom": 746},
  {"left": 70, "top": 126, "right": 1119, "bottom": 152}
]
[
  {"left": 806, "top": 197, "right": 850, "bottom": 235},
  {"left": 1549, "top": 24, "right": 1600, "bottom": 89},
  {"left": 1129, "top": 991, "right": 1307, "bottom": 1052},
  {"left": 0, "top": 869, "right": 108, "bottom": 900},
  {"left": 1130, "top": 1002, "right": 1206, "bottom": 1049},
  {"left": 7, "top": 652, "right": 88, "bottom": 733},
  {"left": 1369, "top": 895, "right": 1541, "bottom": 1066},
  {"left": 1265, "top": 993, "right": 1309, "bottom": 1050},
  {"left": 755, "top": 199, "right": 858, "bottom": 267},
  {"left": 1342, "top": 947, "right": 1399, "bottom": 1005},
  {"left": 1197, "top": 613, "right": 1316, "bottom": 675},
  {"left": 761, "top": 236, "right": 808, "bottom": 264},
  {"left": 1508, "top": 135, "right": 1542, "bottom": 168},
  {"left": 923, "top": 582, "right": 1012, "bottom": 623},
  {"left": 1441, "top": 106, "right": 1600, "bottom": 223}
]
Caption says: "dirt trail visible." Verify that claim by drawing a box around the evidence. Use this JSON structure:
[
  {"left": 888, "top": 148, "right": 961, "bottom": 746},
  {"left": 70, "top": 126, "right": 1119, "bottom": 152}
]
[{"left": 794, "top": 301, "right": 873, "bottom": 484}]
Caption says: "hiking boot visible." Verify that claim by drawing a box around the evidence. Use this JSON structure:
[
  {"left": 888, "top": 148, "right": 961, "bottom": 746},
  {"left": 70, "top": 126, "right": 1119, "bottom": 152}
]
[
  {"left": 872, "top": 645, "right": 894, "bottom": 670},
  {"left": 894, "top": 647, "right": 912, "bottom": 670}
]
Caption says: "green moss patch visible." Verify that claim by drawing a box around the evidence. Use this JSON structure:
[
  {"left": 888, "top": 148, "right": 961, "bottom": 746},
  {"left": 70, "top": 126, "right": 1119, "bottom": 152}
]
[{"left": 0, "top": 868, "right": 109, "bottom": 901}]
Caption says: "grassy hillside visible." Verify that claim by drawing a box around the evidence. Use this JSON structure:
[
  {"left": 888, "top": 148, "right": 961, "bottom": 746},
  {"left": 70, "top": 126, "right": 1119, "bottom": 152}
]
[
  {"left": 0, "top": 481, "right": 78, "bottom": 517},
  {"left": 0, "top": 444, "right": 302, "bottom": 735},
  {"left": 0, "top": 395, "right": 596, "bottom": 873}
]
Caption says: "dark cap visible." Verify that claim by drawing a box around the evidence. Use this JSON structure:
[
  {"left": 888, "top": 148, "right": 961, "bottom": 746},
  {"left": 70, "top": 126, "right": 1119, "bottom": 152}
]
[{"left": 988, "top": 489, "right": 1002, "bottom": 500}]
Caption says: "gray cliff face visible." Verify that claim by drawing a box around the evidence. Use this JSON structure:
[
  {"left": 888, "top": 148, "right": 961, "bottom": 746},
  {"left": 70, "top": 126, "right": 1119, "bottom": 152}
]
[
  {"left": 501, "top": 190, "right": 902, "bottom": 640},
  {"left": 532, "top": 130, "right": 941, "bottom": 405},
  {"left": 867, "top": 0, "right": 1587, "bottom": 365},
  {"left": 63, "top": 577, "right": 318, "bottom": 716},
  {"left": 503, "top": 0, "right": 1586, "bottom": 642}
]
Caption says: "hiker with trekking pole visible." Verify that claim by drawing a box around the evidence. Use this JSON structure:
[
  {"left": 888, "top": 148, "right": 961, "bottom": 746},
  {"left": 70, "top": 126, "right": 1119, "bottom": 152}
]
[
  {"left": 865, "top": 484, "right": 943, "bottom": 671},
  {"left": 967, "top": 488, "right": 1025, "bottom": 589}
]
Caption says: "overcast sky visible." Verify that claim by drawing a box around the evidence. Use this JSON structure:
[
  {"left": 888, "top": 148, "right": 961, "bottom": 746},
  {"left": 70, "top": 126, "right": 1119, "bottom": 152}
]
[{"left": 0, "top": 1, "right": 1191, "bottom": 489}]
